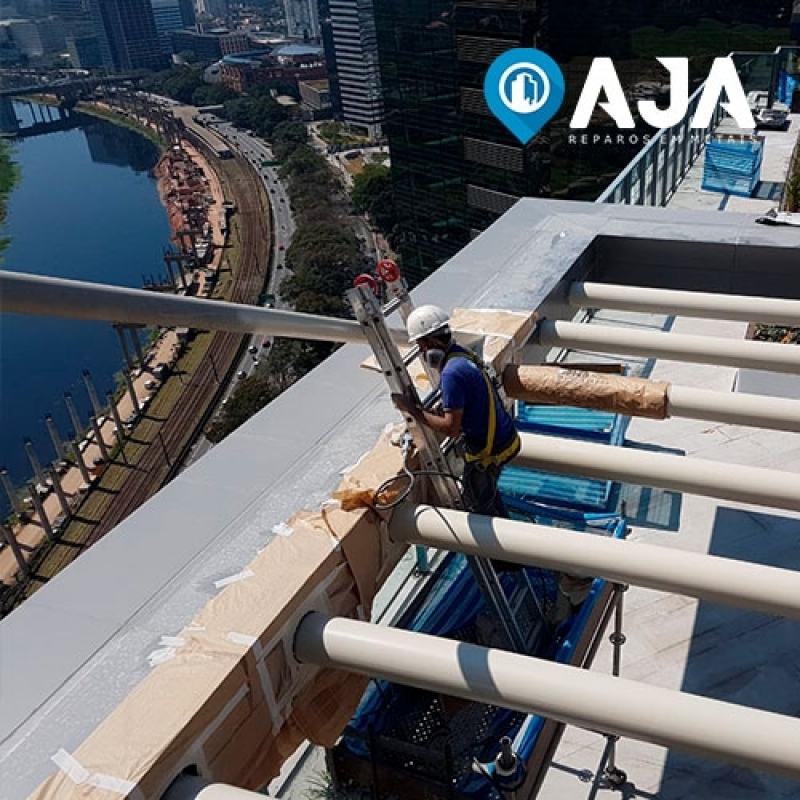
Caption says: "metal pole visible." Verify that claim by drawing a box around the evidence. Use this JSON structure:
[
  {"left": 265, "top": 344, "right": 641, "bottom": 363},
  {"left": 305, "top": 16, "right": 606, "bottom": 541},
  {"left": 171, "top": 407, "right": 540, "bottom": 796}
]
[
  {"left": 569, "top": 282, "right": 800, "bottom": 327},
  {"left": 388, "top": 504, "right": 800, "bottom": 619},
  {"left": 537, "top": 319, "right": 800, "bottom": 375},
  {"left": 130, "top": 325, "right": 145, "bottom": 364},
  {"left": 123, "top": 370, "right": 141, "bottom": 414},
  {"left": 48, "top": 466, "right": 71, "bottom": 519},
  {"left": 515, "top": 431, "right": 800, "bottom": 513},
  {"left": 106, "top": 391, "right": 126, "bottom": 442},
  {"left": 163, "top": 774, "right": 271, "bottom": 799},
  {"left": 115, "top": 323, "right": 135, "bottom": 371},
  {"left": 64, "top": 392, "right": 83, "bottom": 439},
  {"left": 24, "top": 439, "right": 46, "bottom": 486},
  {"left": 1, "top": 467, "right": 22, "bottom": 514},
  {"left": 27, "top": 483, "right": 54, "bottom": 540},
  {"left": 69, "top": 438, "right": 92, "bottom": 485},
  {"left": 82, "top": 370, "right": 103, "bottom": 418},
  {"left": 667, "top": 384, "right": 800, "bottom": 431},
  {"left": 45, "top": 414, "right": 65, "bottom": 459},
  {"left": 0, "top": 271, "right": 403, "bottom": 345},
  {"left": 0, "top": 521, "right": 30, "bottom": 577},
  {"left": 294, "top": 613, "right": 800, "bottom": 780},
  {"left": 90, "top": 416, "right": 110, "bottom": 462}
]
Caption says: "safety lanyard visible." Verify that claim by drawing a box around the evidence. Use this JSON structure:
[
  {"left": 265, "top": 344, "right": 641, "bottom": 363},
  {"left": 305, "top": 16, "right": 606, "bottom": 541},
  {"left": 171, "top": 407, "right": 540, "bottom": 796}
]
[{"left": 443, "top": 348, "right": 519, "bottom": 466}]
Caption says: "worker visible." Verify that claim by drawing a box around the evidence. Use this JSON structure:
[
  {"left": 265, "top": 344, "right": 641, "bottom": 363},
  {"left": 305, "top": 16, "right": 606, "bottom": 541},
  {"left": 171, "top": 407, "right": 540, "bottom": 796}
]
[{"left": 392, "top": 305, "right": 521, "bottom": 517}]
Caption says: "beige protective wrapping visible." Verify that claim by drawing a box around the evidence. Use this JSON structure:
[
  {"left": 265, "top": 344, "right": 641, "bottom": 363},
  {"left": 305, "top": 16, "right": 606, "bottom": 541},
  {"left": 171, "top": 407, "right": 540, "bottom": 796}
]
[
  {"left": 363, "top": 307, "right": 535, "bottom": 395},
  {"left": 503, "top": 365, "right": 670, "bottom": 420},
  {"left": 29, "top": 309, "right": 535, "bottom": 800}
]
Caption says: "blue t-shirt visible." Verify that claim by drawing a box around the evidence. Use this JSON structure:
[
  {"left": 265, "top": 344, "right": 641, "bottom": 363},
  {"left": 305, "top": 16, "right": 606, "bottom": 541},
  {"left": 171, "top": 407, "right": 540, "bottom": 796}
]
[{"left": 440, "top": 345, "right": 516, "bottom": 454}]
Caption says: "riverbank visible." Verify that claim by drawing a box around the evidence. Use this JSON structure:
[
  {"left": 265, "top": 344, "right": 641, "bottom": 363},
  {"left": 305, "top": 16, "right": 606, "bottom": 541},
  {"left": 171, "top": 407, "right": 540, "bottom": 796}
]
[
  {"left": 0, "top": 107, "right": 230, "bottom": 590},
  {"left": 152, "top": 142, "right": 228, "bottom": 286},
  {"left": 0, "top": 138, "right": 19, "bottom": 253}
]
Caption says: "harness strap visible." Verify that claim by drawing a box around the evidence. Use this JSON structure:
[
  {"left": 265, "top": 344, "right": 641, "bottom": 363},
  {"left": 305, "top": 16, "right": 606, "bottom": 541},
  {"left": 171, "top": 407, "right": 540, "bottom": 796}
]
[{"left": 444, "top": 348, "right": 520, "bottom": 467}]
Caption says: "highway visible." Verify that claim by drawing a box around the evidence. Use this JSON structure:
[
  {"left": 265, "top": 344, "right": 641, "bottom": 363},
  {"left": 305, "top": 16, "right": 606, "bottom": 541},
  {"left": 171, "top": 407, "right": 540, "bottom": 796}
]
[{"left": 183, "top": 117, "right": 296, "bottom": 465}]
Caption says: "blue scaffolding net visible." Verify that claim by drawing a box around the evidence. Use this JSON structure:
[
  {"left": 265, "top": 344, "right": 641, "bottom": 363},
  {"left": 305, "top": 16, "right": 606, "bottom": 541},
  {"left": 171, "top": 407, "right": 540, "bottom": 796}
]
[
  {"left": 777, "top": 69, "right": 798, "bottom": 105},
  {"left": 701, "top": 135, "right": 764, "bottom": 197},
  {"left": 335, "top": 404, "right": 628, "bottom": 798}
]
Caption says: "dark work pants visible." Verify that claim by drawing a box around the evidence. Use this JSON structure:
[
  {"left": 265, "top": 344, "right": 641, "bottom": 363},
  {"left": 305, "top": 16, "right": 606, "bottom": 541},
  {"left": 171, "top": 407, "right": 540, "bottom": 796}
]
[{"left": 461, "top": 460, "right": 509, "bottom": 518}]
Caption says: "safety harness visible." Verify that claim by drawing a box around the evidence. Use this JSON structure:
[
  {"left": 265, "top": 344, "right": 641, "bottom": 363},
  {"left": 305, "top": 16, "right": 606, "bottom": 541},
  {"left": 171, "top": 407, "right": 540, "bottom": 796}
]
[{"left": 443, "top": 347, "right": 521, "bottom": 468}]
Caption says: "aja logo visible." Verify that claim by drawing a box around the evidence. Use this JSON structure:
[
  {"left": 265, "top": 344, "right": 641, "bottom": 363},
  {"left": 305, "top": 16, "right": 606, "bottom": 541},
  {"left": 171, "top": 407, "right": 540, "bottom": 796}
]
[{"left": 484, "top": 49, "right": 755, "bottom": 145}]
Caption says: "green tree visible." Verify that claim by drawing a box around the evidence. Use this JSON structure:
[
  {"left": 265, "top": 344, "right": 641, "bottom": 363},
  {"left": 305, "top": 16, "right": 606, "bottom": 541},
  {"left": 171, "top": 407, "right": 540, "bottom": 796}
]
[
  {"left": 351, "top": 163, "right": 396, "bottom": 234},
  {"left": 192, "top": 83, "right": 238, "bottom": 107},
  {"left": 272, "top": 120, "right": 308, "bottom": 160}
]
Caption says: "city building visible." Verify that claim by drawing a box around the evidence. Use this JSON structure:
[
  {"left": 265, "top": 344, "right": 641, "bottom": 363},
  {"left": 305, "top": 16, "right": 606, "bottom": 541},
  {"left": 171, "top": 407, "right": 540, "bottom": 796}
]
[
  {"left": 298, "top": 77, "right": 331, "bottom": 117},
  {"left": 372, "top": 0, "right": 791, "bottom": 285},
  {"left": 176, "top": 0, "right": 194, "bottom": 27},
  {"left": 50, "top": 0, "right": 88, "bottom": 21},
  {"left": 0, "top": 18, "right": 67, "bottom": 59},
  {"left": 283, "top": 0, "right": 319, "bottom": 41},
  {"left": 66, "top": 31, "right": 104, "bottom": 68},
  {"left": 195, "top": 0, "right": 228, "bottom": 21},
  {"left": 170, "top": 27, "right": 249, "bottom": 62},
  {"left": 88, "top": 0, "right": 167, "bottom": 71},
  {"left": 323, "top": 0, "right": 383, "bottom": 137},
  {"left": 219, "top": 43, "right": 326, "bottom": 93},
  {"left": 150, "top": 0, "right": 183, "bottom": 54}
]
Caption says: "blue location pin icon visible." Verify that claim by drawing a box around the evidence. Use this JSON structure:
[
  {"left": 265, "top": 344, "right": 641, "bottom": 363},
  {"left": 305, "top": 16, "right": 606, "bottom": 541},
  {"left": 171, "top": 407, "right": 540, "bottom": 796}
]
[{"left": 484, "top": 49, "right": 565, "bottom": 145}]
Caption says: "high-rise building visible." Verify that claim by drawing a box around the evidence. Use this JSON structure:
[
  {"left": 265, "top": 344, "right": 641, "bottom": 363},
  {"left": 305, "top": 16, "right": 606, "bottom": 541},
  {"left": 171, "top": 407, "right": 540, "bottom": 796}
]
[
  {"left": 51, "top": 0, "right": 88, "bottom": 20},
  {"left": 150, "top": 0, "right": 182, "bottom": 54},
  {"left": 373, "top": 0, "right": 790, "bottom": 285},
  {"left": 283, "top": 0, "right": 320, "bottom": 40},
  {"left": 323, "top": 0, "right": 383, "bottom": 137},
  {"left": 88, "top": 0, "right": 167, "bottom": 71},
  {"left": 177, "top": 0, "right": 194, "bottom": 27},
  {"left": 67, "top": 32, "right": 104, "bottom": 67},
  {"left": 196, "top": 0, "right": 228, "bottom": 21}
]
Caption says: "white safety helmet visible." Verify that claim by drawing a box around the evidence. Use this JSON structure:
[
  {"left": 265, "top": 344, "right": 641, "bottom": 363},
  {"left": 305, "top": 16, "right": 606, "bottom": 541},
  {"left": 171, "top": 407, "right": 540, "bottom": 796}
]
[{"left": 406, "top": 305, "right": 451, "bottom": 343}]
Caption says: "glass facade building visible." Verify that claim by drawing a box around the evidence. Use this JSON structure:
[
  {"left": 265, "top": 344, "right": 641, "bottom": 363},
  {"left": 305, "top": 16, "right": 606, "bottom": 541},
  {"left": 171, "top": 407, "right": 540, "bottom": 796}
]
[
  {"left": 89, "top": 0, "right": 167, "bottom": 71},
  {"left": 374, "top": 0, "right": 790, "bottom": 285}
]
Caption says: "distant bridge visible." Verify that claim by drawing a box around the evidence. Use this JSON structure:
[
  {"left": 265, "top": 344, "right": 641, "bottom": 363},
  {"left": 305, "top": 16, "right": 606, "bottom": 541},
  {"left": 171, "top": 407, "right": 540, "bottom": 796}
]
[{"left": 0, "top": 74, "right": 143, "bottom": 135}]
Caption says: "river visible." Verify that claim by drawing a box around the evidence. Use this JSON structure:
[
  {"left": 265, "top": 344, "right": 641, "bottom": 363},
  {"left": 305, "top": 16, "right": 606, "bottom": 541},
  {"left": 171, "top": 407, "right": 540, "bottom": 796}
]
[{"left": 0, "top": 101, "right": 171, "bottom": 516}]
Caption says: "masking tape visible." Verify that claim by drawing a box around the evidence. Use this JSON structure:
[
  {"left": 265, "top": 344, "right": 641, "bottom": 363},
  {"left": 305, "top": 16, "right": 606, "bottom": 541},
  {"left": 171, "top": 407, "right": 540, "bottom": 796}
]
[
  {"left": 214, "top": 569, "right": 254, "bottom": 589},
  {"left": 51, "top": 749, "right": 144, "bottom": 799}
]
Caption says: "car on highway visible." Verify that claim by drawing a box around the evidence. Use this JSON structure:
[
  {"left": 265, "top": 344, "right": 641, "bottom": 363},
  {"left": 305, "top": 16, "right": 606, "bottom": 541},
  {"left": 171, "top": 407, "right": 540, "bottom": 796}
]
[
  {"left": 279, "top": 244, "right": 285, "bottom": 250},
  {"left": 248, "top": 345, "right": 258, "bottom": 355},
  {"left": 237, "top": 370, "right": 247, "bottom": 379}
]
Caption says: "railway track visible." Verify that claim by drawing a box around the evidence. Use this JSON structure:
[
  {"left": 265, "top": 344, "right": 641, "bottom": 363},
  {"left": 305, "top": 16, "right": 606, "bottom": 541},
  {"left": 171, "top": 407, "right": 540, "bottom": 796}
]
[{"left": 2, "top": 152, "right": 272, "bottom": 608}]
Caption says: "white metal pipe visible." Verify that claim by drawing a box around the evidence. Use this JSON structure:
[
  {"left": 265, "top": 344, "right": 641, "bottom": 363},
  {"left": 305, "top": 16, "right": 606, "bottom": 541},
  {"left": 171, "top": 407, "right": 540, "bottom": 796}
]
[
  {"left": 570, "top": 281, "right": 800, "bottom": 326},
  {"left": 294, "top": 613, "right": 800, "bottom": 780},
  {"left": 668, "top": 384, "right": 800, "bottom": 431},
  {"left": 0, "top": 271, "right": 407, "bottom": 346},
  {"left": 516, "top": 432, "right": 800, "bottom": 512},
  {"left": 538, "top": 319, "right": 800, "bottom": 375},
  {"left": 389, "top": 504, "right": 800, "bottom": 619},
  {"left": 162, "top": 774, "right": 269, "bottom": 799}
]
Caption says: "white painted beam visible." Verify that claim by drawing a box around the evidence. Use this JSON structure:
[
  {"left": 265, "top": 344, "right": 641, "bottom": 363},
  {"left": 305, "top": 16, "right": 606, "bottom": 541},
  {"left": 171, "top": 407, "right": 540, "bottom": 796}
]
[
  {"left": 537, "top": 319, "right": 800, "bottom": 374},
  {"left": 294, "top": 613, "right": 800, "bottom": 780},
  {"left": 388, "top": 504, "right": 800, "bottom": 619},
  {"left": 569, "top": 282, "right": 800, "bottom": 326},
  {"left": 515, "top": 431, "right": 800, "bottom": 512}
]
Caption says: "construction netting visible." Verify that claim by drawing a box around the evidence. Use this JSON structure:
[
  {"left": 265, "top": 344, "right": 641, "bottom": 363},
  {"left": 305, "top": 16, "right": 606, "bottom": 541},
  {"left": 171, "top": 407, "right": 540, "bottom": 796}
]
[
  {"left": 336, "top": 507, "right": 626, "bottom": 799},
  {"left": 777, "top": 69, "right": 798, "bottom": 105},
  {"left": 701, "top": 134, "right": 764, "bottom": 197}
]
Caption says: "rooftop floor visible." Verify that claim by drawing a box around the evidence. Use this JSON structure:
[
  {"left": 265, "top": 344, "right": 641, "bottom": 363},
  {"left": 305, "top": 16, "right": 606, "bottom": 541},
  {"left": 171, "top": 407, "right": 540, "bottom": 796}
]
[{"left": 537, "top": 116, "right": 800, "bottom": 800}]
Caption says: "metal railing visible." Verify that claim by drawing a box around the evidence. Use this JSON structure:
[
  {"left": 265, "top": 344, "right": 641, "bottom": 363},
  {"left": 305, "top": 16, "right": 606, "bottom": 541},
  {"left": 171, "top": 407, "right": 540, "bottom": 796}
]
[
  {"left": 595, "top": 43, "right": 800, "bottom": 207},
  {"left": 596, "top": 81, "right": 725, "bottom": 207}
]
